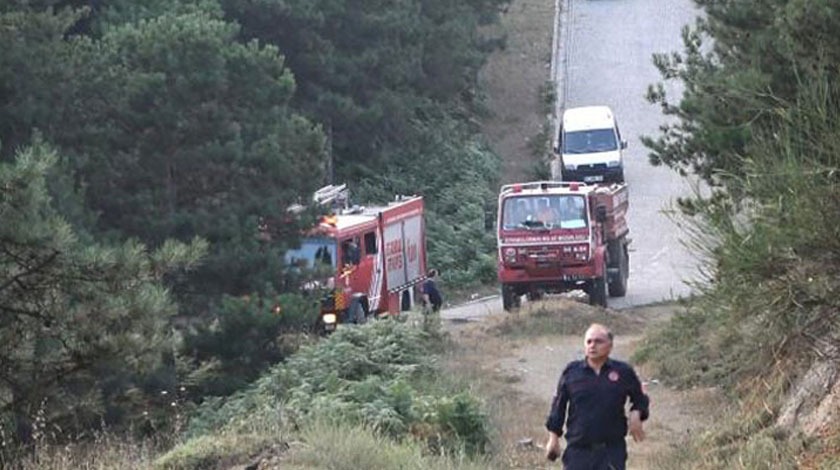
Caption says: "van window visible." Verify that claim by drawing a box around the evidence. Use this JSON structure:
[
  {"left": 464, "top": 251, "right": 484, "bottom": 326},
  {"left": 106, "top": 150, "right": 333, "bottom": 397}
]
[{"left": 563, "top": 129, "right": 618, "bottom": 154}]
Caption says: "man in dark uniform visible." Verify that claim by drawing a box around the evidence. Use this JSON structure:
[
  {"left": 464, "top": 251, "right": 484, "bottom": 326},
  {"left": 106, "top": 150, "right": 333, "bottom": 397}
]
[
  {"left": 545, "top": 323, "right": 649, "bottom": 469},
  {"left": 421, "top": 268, "right": 443, "bottom": 313}
]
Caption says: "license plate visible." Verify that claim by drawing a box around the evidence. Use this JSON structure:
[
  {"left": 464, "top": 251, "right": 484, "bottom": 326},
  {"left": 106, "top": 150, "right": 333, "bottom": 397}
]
[{"left": 584, "top": 175, "right": 604, "bottom": 182}]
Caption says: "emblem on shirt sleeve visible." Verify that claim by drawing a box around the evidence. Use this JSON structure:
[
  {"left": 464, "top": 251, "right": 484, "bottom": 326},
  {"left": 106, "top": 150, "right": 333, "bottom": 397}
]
[{"left": 608, "top": 370, "right": 620, "bottom": 382}]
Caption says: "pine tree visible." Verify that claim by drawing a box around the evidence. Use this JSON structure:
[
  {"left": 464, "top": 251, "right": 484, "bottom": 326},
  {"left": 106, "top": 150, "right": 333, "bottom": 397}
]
[
  {"left": 644, "top": 0, "right": 840, "bottom": 190},
  {"left": 0, "top": 141, "right": 205, "bottom": 444}
]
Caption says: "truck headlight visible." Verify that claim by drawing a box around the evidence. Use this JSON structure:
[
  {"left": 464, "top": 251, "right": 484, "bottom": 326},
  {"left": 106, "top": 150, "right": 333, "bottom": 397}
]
[
  {"left": 607, "top": 160, "right": 621, "bottom": 167},
  {"left": 564, "top": 163, "right": 577, "bottom": 170},
  {"left": 503, "top": 247, "right": 517, "bottom": 263},
  {"left": 323, "top": 313, "right": 337, "bottom": 324}
]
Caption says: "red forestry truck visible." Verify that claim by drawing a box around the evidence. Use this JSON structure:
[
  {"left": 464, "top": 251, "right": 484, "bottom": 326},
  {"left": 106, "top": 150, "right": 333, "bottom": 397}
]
[
  {"left": 284, "top": 185, "right": 428, "bottom": 332},
  {"left": 496, "top": 180, "right": 629, "bottom": 309}
]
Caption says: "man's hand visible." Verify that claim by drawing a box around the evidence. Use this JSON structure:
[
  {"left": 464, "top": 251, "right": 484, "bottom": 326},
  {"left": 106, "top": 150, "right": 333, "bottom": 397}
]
[
  {"left": 629, "top": 410, "right": 645, "bottom": 442},
  {"left": 545, "top": 432, "right": 561, "bottom": 461}
]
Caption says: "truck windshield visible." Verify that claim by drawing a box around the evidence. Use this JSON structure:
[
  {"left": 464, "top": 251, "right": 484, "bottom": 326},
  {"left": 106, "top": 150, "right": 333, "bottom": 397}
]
[
  {"left": 501, "top": 195, "right": 587, "bottom": 230},
  {"left": 563, "top": 129, "right": 617, "bottom": 154},
  {"left": 284, "top": 237, "right": 337, "bottom": 269}
]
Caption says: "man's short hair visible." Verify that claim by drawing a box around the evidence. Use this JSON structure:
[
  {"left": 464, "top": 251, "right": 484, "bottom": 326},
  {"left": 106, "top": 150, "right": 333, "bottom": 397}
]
[
  {"left": 427, "top": 268, "right": 438, "bottom": 278},
  {"left": 586, "top": 323, "right": 613, "bottom": 342}
]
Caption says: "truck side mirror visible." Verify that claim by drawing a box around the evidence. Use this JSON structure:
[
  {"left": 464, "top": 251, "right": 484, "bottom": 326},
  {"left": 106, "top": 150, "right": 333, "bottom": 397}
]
[
  {"left": 595, "top": 205, "right": 607, "bottom": 223},
  {"left": 621, "top": 140, "right": 628, "bottom": 150}
]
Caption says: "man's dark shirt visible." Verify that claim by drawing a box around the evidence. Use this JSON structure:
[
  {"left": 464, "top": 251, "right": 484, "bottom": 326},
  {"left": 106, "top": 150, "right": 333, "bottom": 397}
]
[
  {"left": 546, "top": 358, "right": 649, "bottom": 448},
  {"left": 422, "top": 279, "right": 442, "bottom": 308}
]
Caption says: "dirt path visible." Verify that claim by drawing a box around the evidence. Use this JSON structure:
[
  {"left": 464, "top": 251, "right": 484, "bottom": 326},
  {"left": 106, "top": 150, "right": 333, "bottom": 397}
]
[{"left": 443, "top": 299, "right": 718, "bottom": 469}]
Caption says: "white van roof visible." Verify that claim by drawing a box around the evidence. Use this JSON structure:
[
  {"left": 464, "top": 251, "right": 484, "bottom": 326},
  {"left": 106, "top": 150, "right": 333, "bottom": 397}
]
[{"left": 562, "top": 106, "right": 615, "bottom": 132}]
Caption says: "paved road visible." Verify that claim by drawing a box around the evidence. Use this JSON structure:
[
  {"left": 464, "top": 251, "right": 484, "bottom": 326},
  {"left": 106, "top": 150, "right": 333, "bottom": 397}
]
[
  {"left": 559, "top": 0, "right": 702, "bottom": 308},
  {"left": 446, "top": 0, "right": 702, "bottom": 319}
]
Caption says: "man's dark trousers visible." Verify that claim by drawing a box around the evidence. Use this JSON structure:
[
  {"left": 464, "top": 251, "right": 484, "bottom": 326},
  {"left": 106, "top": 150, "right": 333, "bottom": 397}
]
[{"left": 562, "top": 441, "right": 626, "bottom": 470}]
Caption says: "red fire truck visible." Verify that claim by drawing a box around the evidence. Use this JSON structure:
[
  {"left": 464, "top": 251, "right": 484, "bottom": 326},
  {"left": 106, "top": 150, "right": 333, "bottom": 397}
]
[
  {"left": 285, "top": 185, "right": 428, "bottom": 331},
  {"left": 496, "top": 180, "right": 629, "bottom": 309}
]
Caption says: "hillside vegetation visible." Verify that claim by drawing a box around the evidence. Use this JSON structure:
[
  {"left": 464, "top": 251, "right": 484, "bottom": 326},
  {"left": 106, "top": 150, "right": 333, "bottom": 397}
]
[
  {"left": 17, "top": 319, "right": 493, "bottom": 469},
  {"left": 637, "top": 1, "right": 840, "bottom": 467},
  {"left": 0, "top": 0, "right": 509, "bottom": 462}
]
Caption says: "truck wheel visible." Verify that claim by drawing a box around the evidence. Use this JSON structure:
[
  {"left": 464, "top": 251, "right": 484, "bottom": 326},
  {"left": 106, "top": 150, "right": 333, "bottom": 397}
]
[
  {"left": 608, "top": 245, "right": 629, "bottom": 297},
  {"left": 401, "top": 290, "right": 411, "bottom": 311},
  {"left": 502, "top": 284, "right": 520, "bottom": 311},
  {"left": 588, "top": 262, "right": 608, "bottom": 308}
]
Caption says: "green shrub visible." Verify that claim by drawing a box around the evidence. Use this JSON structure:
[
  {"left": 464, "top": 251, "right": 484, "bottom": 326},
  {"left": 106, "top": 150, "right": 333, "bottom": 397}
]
[
  {"left": 181, "top": 292, "right": 318, "bottom": 397},
  {"left": 153, "top": 432, "right": 277, "bottom": 470},
  {"left": 182, "top": 320, "right": 490, "bottom": 458},
  {"left": 420, "top": 393, "right": 490, "bottom": 456}
]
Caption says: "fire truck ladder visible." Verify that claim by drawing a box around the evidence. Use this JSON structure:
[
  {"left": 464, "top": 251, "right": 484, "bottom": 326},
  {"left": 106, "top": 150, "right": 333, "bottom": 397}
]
[{"left": 313, "top": 184, "right": 350, "bottom": 210}]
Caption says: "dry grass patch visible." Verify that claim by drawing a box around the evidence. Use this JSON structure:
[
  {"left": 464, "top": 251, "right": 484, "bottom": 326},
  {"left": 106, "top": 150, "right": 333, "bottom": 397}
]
[
  {"left": 479, "top": 0, "right": 555, "bottom": 182},
  {"left": 438, "top": 297, "right": 653, "bottom": 468},
  {"left": 443, "top": 322, "right": 551, "bottom": 469},
  {"left": 487, "top": 297, "right": 649, "bottom": 339},
  {"left": 281, "top": 422, "right": 491, "bottom": 470},
  {"left": 799, "top": 427, "right": 840, "bottom": 469},
  {"left": 442, "top": 300, "right": 721, "bottom": 470},
  {"left": 16, "top": 436, "right": 163, "bottom": 470}
]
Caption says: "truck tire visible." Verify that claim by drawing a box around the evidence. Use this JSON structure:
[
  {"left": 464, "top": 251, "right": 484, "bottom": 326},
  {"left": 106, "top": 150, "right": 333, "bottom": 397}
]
[
  {"left": 401, "top": 290, "right": 411, "bottom": 311},
  {"left": 588, "top": 262, "right": 608, "bottom": 308},
  {"left": 608, "top": 244, "right": 629, "bottom": 297},
  {"left": 502, "top": 284, "right": 520, "bottom": 311}
]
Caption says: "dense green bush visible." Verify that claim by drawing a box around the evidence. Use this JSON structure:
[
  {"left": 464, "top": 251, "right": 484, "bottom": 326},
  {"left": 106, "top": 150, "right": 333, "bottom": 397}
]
[
  {"left": 183, "top": 320, "right": 489, "bottom": 456},
  {"left": 181, "top": 292, "right": 319, "bottom": 397}
]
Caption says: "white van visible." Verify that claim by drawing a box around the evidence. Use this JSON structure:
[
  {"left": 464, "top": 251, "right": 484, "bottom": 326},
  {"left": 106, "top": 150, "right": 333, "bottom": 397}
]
[{"left": 556, "top": 105, "right": 626, "bottom": 183}]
